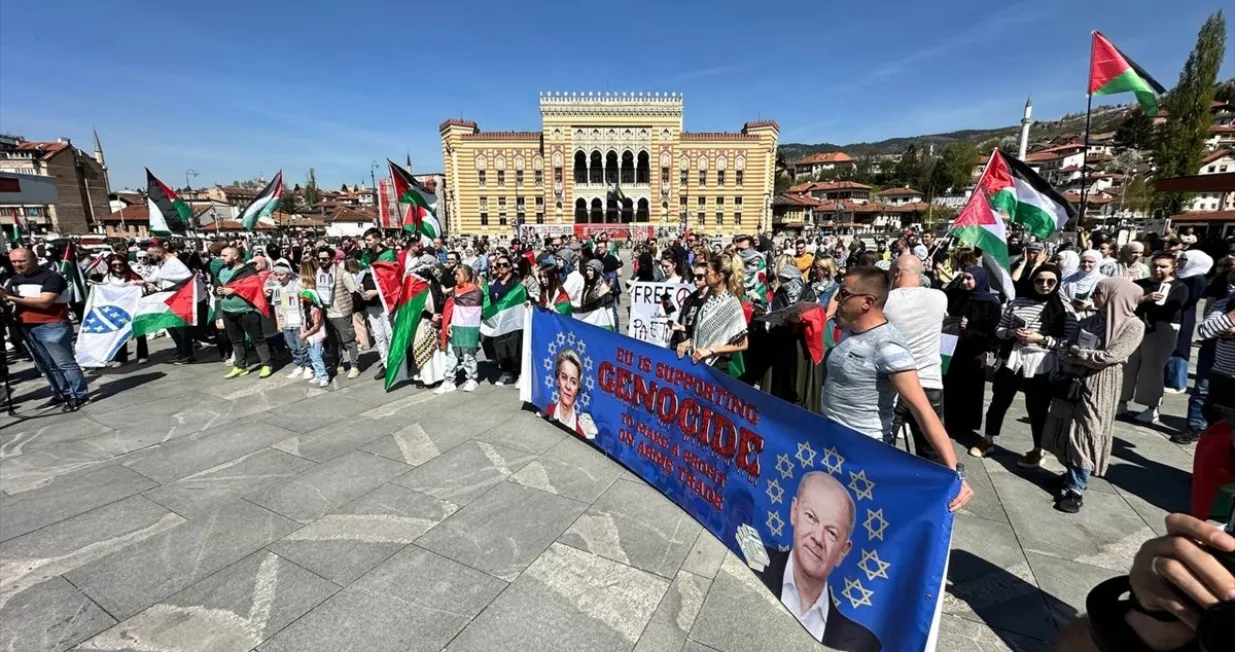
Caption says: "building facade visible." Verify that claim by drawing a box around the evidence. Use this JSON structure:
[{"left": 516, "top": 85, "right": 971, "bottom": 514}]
[
  {"left": 0, "top": 135, "right": 110, "bottom": 235},
  {"left": 440, "top": 92, "right": 777, "bottom": 236}
]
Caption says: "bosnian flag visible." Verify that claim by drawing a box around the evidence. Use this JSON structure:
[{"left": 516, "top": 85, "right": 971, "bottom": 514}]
[
  {"left": 146, "top": 168, "right": 193, "bottom": 236},
  {"left": 388, "top": 159, "right": 441, "bottom": 245},
  {"left": 237, "top": 172, "right": 283, "bottom": 231}
]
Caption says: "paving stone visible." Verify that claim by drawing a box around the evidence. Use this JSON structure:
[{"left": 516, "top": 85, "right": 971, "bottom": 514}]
[
  {"left": 122, "top": 421, "right": 303, "bottom": 484},
  {"left": 688, "top": 553, "right": 820, "bottom": 652},
  {"left": 359, "top": 421, "right": 473, "bottom": 466},
  {"left": 270, "top": 413, "right": 407, "bottom": 463},
  {"left": 559, "top": 479, "right": 702, "bottom": 579},
  {"left": 0, "top": 576, "right": 115, "bottom": 652},
  {"left": 935, "top": 614, "right": 1054, "bottom": 652},
  {"left": 443, "top": 542, "right": 669, "bottom": 652},
  {"left": 258, "top": 545, "right": 506, "bottom": 652},
  {"left": 1024, "top": 551, "right": 1125, "bottom": 631},
  {"left": 417, "top": 481, "right": 587, "bottom": 581},
  {"left": 245, "top": 451, "right": 410, "bottom": 523},
  {"left": 680, "top": 531, "right": 730, "bottom": 579},
  {"left": 143, "top": 448, "right": 317, "bottom": 518},
  {"left": 472, "top": 411, "right": 567, "bottom": 454},
  {"left": 633, "top": 571, "right": 711, "bottom": 652},
  {"left": 943, "top": 513, "right": 1058, "bottom": 642},
  {"left": 259, "top": 392, "right": 373, "bottom": 434},
  {"left": 391, "top": 439, "right": 536, "bottom": 506},
  {"left": 65, "top": 500, "right": 298, "bottom": 619},
  {"left": 0, "top": 416, "right": 112, "bottom": 458},
  {"left": 0, "top": 437, "right": 131, "bottom": 495},
  {"left": 509, "top": 435, "right": 622, "bottom": 503},
  {"left": 0, "top": 496, "right": 184, "bottom": 612},
  {"left": 90, "top": 393, "right": 261, "bottom": 437},
  {"left": 78, "top": 551, "right": 338, "bottom": 652},
  {"left": 269, "top": 483, "right": 457, "bottom": 585},
  {"left": 0, "top": 465, "right": 157, "bottom": 542},
  {"left": 680, "top": 642, "right": 723, "bottom": 652}
]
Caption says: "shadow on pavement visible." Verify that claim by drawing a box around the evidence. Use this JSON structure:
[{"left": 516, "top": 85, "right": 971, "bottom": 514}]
[
  {"left": 947, "top": 549, "right": 1073, "bottom": 650},
  {"left": 1105, "top": 438, "right": 1192, "bottom": 514}
]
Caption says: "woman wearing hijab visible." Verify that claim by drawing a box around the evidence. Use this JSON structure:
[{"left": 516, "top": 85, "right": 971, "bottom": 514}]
[
  {"left": 1165, "top": 250, "right": 1215, "bottom": 392},
  {"left": 743, "top": 265, "right": 821, "bottom": 407},
  {"left": 1061, "top": 250, "right": 1106, "bottom": 319},
  {"left": 973, "top": 264, "right": 1078, "bottom": 466},
  {"left": 1055, "top": 249, "right": 1080, "bottom": 279},
  {"left": 1044, "top": 278, "right": 1145, "bottom": 513},
  {"left": 575, "top": 259, "right": 616, "bottom": 330},
  {"left": 97, "top": 253, "right": 149, "bottom": 366},
  {"left": 943, "top": 267, "right": 1002, "bottom": 435}
]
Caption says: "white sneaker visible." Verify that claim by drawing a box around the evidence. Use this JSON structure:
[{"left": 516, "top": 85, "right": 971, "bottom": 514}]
[
  {"left": 1135, "top": 407, "right": 1160, "bottom": 425},
  {"left": 461, "top": 380, "right": 478, "bottom": 392},
  {"left": 434, "top": 382, "right": 457, "bottom": 395},
  {"left": 303, "top": 368, "right": 317, "bottom": 381},
  {"left": 137, "top": 358, "right": 148, "bottom": 364},
  {"left": 287, "top": 366, "right": 304, "bottom": 379},
  {"left": 315, "top": 378, "right": 330, "bottom": 388},
  {"left": 346, "top": 367, "right": 360, "bottom": 380},
  {"left": 494, "top": 379, "right": 505, "bottom": 387}
]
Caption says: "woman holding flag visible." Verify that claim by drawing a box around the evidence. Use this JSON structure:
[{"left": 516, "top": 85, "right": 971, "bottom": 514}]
[{"left": 97, "top": 253, "right": 148, "bottom": 366}]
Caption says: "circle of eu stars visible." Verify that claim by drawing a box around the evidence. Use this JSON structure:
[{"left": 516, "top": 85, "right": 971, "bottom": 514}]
[
  {"left": 544, "top": 332, "right": 595, "bottom": 408},
  {"left": 83, "top": 305, "right": 132, "bottom": 334}
]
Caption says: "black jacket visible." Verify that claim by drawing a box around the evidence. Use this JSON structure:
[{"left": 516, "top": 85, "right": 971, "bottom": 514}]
[{"left": 755, "top": 548, "right": 883, "bottom": 652}]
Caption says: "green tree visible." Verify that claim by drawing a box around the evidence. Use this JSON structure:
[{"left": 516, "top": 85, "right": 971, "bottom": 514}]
[
  {"left": 892, "top": 144, "right": 924, "bottom": 187},
  {"left": 1114, "top": 108, "right": 1155, "bottom": 151},
  {"left": 281, "top": 191, "right": 300, "bottom": 215},
  {"left": 304, "top": 169, "right": 320, "bottom": 206},
  {"left": 1153, "top": 11, "right": 1227, "bottom": 215},
  {"left": 933, "top": 141, "right": 980, "bottom": 191},
  {"left": 774, "top": 174, "right": 795, "bottom": 194},
  {"left": 1121, "top": 175, "right": 1154, "bottom": 216}
]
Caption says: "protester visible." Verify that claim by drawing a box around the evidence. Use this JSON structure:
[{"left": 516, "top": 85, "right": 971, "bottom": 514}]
[
  {"left": 1044, "top": 278, "right": 1145, "bottom": 513},
  {"left": 793, "top": 238, "right": 814, "bottom": 274},
  {"left": 669, "top": 261, "right": 710, "bottom": 351},
  {"left": 98, "top": 253, "right": 148, "bottom": 366},
  {"left": 734, "top": 235, "right": 768, "bottom": 308},
  {"left": 634, "top": 250, "right": 657, "bottom": 283},
  {"left": 975, "top": 264, "right": 1076, "bottom": 464},
  {"left": 1061, "top": 250, "right": 1105, "bottom": 319},
  {"left": 360, "top": 229, "right": 395, "bottom": 379},
  {"left": 819, "top": 266, "right": 973, "bottom": 510},
  {"left": 436, "top": 265, "right": 482, "bottom": 394},
  {"left": 1114, "top": 242, "right": 1149, "bottom": 281},
  {"left": 575, "top": 258, "right": 617, "bottom": 331},
  {"left": 314, "top": 246, "right": 360, "bottom": 379},
  {"left": 809, "top": 255, "right": 839, "bottom": 306},
  {"left": 2, "top": 248, "right": 90, "bottom": 410},
  {"left": 1056, "top": 249, "right": 1080, "bottom": 279},
  {"left": 517, "top": 256, "right": 541, "bottom": 305},
  {"left": 659, "top": 251, "right": 683, "bottom": 283},
  {"left": 942, "top": 266, "right": 1001, "bottom": 437},
  {"left": 274, "top": 260, "right": 310, "bottom": 379},
  {"left": 216, "top": 246, "right": 272, "bottom": 379},
  {"left": 1185, "top": 283, "right": 1235, "bottom": 436},
  {"left": 146, "top": 242, "right": 196, "bottom": 364},
  {"left": 884, "top": 255, "right": 948, "bottom": 458},
  {"left": 410, "top": 262, "right": 448, "bottom": 388},
  {"left": 676, "top": 254, "right": 747, "bottom": 369},
  {"left": 486, "top": 254, "right": 524, "bottom": 385},
  {"left": 296, "top": 272, "right": 330, "bottom": 387},
  {"left": 1165, "top": 250, "right": 1214, "bottom": 393},
  {"left": 537, "top": 258, "right": 571, "bottom": 315},
  {"left": 1119, "top": 252, "right": 1189, "bottom": 425}
]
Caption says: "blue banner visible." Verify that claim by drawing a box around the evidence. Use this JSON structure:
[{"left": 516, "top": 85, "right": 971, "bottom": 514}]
[{"left": 527, "top": 310, "right": 958, "bottom": 652}]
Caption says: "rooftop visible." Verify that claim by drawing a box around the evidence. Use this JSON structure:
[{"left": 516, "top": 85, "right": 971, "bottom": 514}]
[
  {"left": 875, "top": 187, "right": 922, "bottom": 197},
  {"left": 794, "top": 152, "right": 853, "bottom": 165}
]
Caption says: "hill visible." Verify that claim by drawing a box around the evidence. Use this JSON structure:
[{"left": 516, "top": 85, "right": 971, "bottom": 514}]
[{"left": 779, "top": 105, "right": 1128, "bottom": 161}]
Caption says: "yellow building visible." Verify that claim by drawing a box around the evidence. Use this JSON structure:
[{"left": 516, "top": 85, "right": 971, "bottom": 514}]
[{"left": 440, "top": 92, "right": 778, "bottom": 236}]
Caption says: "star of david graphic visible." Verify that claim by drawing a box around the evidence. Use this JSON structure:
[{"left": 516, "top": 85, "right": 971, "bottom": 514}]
[
  {"left": 579, "top": 393, "right": 591, "bottom": 408},
  {"left": 775, "top": 453, "right": 795, "bottom": 479},
  {"left": 842, "top": 577, "right": 874, "bottom": 608},
  {"left": 821, "top": 447, "right": 845, "bottom": 476},
  {"left": 576, "top": 339, "right": 586, "bottom": 355},
  {"left": 858, "top": 549, "right": 891, "bottom": 581},
  {"left": 765, "top": 478, "right": 784, "bottom": 504},
  {"left": 566, "top": 332, "right": 576, "bottom": 346},
  {"left": 548, "top": 342, "right": 558, "bottom": 355},
  {"left": 795, "top": 441, "right": 817, "bottom": 468},
  {"left": 766, "top": 511, "right": 784, "bottom": 537},
  {"left": 543, "top": 374, "right": 555, "bottom": 390},
  {"left": 584, "top": 357, "right": 594, "bottom": 371},
  {"left": 848, "top": 469, "right": 875, "bottom": 502},
  {"left": 584, "top": 376, "right": 595, "bottom": 391},
  {"left": 542, "top": 357, "right": 553, "bottom": 371},
  {"left": 864, "top": 508, "right": 888, "bottom": 541},
  {"left": 555, "top": 332, "right": 566, "bottom": 346}
]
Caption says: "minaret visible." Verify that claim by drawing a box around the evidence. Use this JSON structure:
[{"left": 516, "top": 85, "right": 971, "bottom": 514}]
[
  {"left": 1017, "top": 97, "right": 1033, "bottom": 160},
  {"left": 92, "top": 127, "right": 105, "bottom": 167}
]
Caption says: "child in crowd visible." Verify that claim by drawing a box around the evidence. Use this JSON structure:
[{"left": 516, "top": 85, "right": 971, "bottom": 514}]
[
  {"left": 273, "top": 260, "right": 309, "bottom": 379},
  {"left": 435, "top": 265, "right": 482, "bottom": 394},
  {"left": 298, "top": 261, "right": 330, "bottom": 387}
]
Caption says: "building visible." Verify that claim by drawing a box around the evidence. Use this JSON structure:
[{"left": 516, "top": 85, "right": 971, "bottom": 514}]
[
  {"left": 1206, "top": 125, "right": 1235, "bottom": 152},
  {"left": 205, "top": 185, "right": 259, "bottom": 207},
  {"left": 0, "top": 134, "right": 110, "bottom": 235},
  {"left": 1188, "top": 149, "right": 1235, "bottom": 212},
  {"left": 1024, "top": 144, "right": 1086, "bottom": 186},
  {"left": 440, "top": 92, "right": 778, "bottom": 236},
  {"left": 786, "top": 181, "right": 872, "bottom": 203},
  {"left": 875, "top": 186, "right": 924, "bottom": 206},
  {"left": 790, "top": 152, "right": 854, "bottom": 179},
  {"left": 1162, "top": 172, "right": 1235, "bottom": 240},
  {"left": 96, "top": 204, "right": 152, "bottom": 239}
]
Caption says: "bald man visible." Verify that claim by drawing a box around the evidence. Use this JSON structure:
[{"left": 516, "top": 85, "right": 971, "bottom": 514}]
[
  {"left": 884, "top": 254, "right": 949, "bottom": 459},
  {"left": 754, "top": 472, "right": 881, "bottom": 651}
]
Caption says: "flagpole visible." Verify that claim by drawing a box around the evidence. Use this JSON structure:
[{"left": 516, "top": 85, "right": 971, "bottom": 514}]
[{"left": 1079, "top": 30, "right": 1095, "bottom": 237}]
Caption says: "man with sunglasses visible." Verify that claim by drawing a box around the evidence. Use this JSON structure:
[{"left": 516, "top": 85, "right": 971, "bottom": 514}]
[
  {"left": 822, "top": 266, "right": 973, "bottom": 513},
  {"left": 314, "top": 246, "right": 361, "bottom": 379}
]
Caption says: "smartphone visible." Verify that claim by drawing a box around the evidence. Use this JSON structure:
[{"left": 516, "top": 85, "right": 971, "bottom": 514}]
[{"left": 1008, "top": 314, "right": 1028, "bottom": 330}]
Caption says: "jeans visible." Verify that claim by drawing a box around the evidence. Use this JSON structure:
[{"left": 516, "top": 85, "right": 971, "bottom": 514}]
[
  {"left": 306, "top": 340, "right": 328, "bottom": 380},
  {"left": 366, "top": 306, "right": 392, "bottom": 367},
  {"left": 114, "top": 335, "right": 148, "bottom": 363},
  {"left": 283, "top": 328, "right": 308, "bottom": 368},
  {"left": 985, "top": 367, "right": 1052, "bottom": 447},
  {"left": 443, "top": 346, "right": 478, "bottom": 384},
  {"left": 325, "top": 315, "right": 358, "bottom": 367},
  {"left": 1065, "top": 465, "right": 1090, "bottom": 492},
  {"left": 1202, "top": 374, "right": 1235, "bottom": 428},
  {"left": 221, "top": 310, "right": 271, "bottom": 368},
  {"left": 23, "top": 321, "right": 88, "bottom": 399},
  {"left": 1187, "top": 340, "right": 1217, "bottom": 432},
  {"left": 888, "top": 387, "right": 945, "bottom": 460}
]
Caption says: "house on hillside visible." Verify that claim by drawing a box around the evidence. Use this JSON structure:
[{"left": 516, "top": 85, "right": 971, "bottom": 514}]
[
  {"left": 875, "top": 186, "right": 923, "bottom": 206},
  {"left": 787, "top": 180, "right": 872, "bottom": 203},
  {"left": 1188, "top": 150, "right": 1235, "bottom": 213},
  {"left": 791, "top": 152, "right": 854, "bottom": 179}
]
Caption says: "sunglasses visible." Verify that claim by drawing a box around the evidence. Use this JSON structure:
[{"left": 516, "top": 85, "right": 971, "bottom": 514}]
[
  {"left": 495, "top": 262, "right": 511, "bottom": 268},
  {"left": 1034, "top": 278, "right": 1058, "bottom": 286},
  {"left": 837, "top": 287, "right": 874, "bottom": 302},
  {"left": 693, "top": 274, "right": 705, "bottom": 280}
]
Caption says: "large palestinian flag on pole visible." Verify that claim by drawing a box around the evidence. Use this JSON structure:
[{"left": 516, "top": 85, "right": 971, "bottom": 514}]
[
  {"left": 981, "top": 149, "right": 1076, "bottom": 240},
  {"left": 1089, "top": 31, "right": 1165, "bottom": 117},
  {"left": 146, "top": 168, "right": 193, "bottom": 236},
  {"left": 379, "top": 255, "right": 432, "bottom": 392},
  {"left": 388, "top": 159, "right": 441, "bottom": 246},
  {"left": 949, "top": 167, "right": 1016, "bottom": 300},
  {"left": 237, "top": 171, "right": 283, "bottom": 231}
]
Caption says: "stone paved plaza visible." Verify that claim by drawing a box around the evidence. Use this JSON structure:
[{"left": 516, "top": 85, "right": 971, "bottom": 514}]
[{"left": 0, "top": 338, "right": 1196, "bottom": 652}]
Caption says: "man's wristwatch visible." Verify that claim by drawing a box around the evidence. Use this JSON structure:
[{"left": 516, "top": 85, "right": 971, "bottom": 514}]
[{"left": 954, "top": 463, "right": 966, "bottom": 480}]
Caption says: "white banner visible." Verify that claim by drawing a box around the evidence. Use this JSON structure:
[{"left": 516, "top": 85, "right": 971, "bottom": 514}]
[
  {"left": 625, "top": 281, "right": 694, "bottom": 347},
  {"left": 74, "top": 284, "right": 142, "bottom": 367}
]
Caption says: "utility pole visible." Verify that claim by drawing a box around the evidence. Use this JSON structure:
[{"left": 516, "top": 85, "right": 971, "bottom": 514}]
[{"left": 185, "top": 169, "right": 199, "bottom": 193}]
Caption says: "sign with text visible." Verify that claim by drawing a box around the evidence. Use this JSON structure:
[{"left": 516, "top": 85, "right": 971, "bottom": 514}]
[
  {"left": 626, "top": 281, "right": 694, "bottom": 348},
  {"left": 524, "top": 310, "right": 957, "bottom": 652}
]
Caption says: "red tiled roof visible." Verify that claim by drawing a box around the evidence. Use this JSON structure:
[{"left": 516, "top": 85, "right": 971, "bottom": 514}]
[
  {"left": 1202, "top": 149, "right": 1232, "bottom": 164},
  {"left": 440, "top": 118, "right": 479, "bottom": 131},
  {"left": 1058, "top": 165, "right": 1082, "bottom": 173},
  {"left": 1170, "top": 209, "right": 1235, "bottom": 222},
  {"left": 774, "top": 194, "right": 821, "bottom": 207},
  {"left": 200, "top": 219, "right": 275, "bottom": 232},
  {"left": 742, "top": 120, "right": 779, "bottom": 133},
  {"left": 787, "top": 183, "right": 813, "bottom": 193},
  {"left": 98, "top": 205, "right": 150, "bottom": 223},
  {"left": 327, "top": 205, "right": 377, "bottom": 223},
  {"left": 1062, "top": 192, "right": 1112, "bottom": 204},
  {"left": 14, "top": 141, "right": 69, "bottom": 159},
  {"left": 796, "top": 181, "right": 872, "bottom": 192},
  {"left": 875, "top": 187, "right": 922, "bottom": 197},
  {"left": 794, "top": 152, "right": 853, "bottom": 165},
  {"left": 885, "top": 201, "right": 932, "bottom": 213},
  {"left": 1210, "top": 125, "right": 1235, "bottom": 134},
  {"left": 459, "top": 131, "right": 541, "bottom": 141}
]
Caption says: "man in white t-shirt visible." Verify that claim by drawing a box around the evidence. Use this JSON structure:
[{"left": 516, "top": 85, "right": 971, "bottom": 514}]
[{"left": 883, "top": 254, "right": 949, "bottom": 460}]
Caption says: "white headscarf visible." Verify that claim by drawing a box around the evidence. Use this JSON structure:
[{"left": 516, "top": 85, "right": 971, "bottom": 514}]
[
  {"left": 1177, "top": 250, "right": 1214, "bottom": 279},
  {"left": 1056, "top": 250, "right": 1080, "bottom": 278},
  {"left": 1062, "top": 250, "right": 1105, "bottom": 299}
]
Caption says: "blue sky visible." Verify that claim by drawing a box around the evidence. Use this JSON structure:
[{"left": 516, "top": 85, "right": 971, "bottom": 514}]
[{"left": 1, "top": 0, "right": 1230, "bottom": 191}]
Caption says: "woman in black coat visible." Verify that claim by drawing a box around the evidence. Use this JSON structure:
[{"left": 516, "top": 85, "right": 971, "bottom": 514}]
[{"left": 943, "top": 266, "right": 1003, "bottom": 434}]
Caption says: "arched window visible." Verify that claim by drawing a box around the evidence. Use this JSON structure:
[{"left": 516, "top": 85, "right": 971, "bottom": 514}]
[
  {"left": 574, "top": 151, "right": 587, "bottom": 184},
  {"left": 621, "top": 198, "right": 634, "bottom": 223},
  {"left": 605, "top": 151, "right": 619, "bottom": 184},
  {"left": 606, "top": 196, "right": 618, "bottom": 223},
  {"left": 590, "top": 198, "right": 603, "bottom": 223},
  {"left": 636, "top": 198, "right": 649, "bottom": 223},
  {"left": 589, "top": 151, "right": 603, "bottom": 184},
  {"left": 574, "top": 198, "right": 587, "bottom": 224},
  {"left": 620, "top": 151, "right": 635, "bottom": 185},
  {"left": 636, "top": 151, "right": 650, "bottom": 184}
]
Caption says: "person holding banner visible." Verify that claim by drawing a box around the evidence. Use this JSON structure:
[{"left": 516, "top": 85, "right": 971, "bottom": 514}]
[
  {"left": 536, "top": 259, "right": 572, "bottom": 315},
  {"left": 98, "top": 254, "right": 148, "bottom": 366},
  {"left": 675, "top": 254, "right": 748, "bottom": 368},
  {"left": 575, "top": 259, "right": 617, "bottom": 331}
]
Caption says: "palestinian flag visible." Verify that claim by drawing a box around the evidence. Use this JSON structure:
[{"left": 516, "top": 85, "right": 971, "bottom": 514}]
[
  {"left": 549, "top": 289, "right": 572, "bottom": 316},
  {"left": 132, "top": 276, "right": 200, "bottom": 337},
  {"left": 950, "top": 181, "right": 1017, "bottom": 300},
  {"left": 480, "top": 282, "right": 528, "bottom": 338},
  {"left": 384, "top": 264, "right": 431, "bottom": 392},
  {"left": 1089, "top": 31, "right": 1165, "bottom": 117},
  {"left": 221, "top": 264, "right": 272, "bottom": 317},
  {"left": 237, "top": 171, "right": 283, "bottom": 231},
  {"left": 58, "top": 242, "right": 88, "bottom": 305},
  {"left": 981, "top": 149, "right": 1075, "bottom": 240},
  {"left": 940, "top": 332, "right": 958, "bottom": 374},
  {"left": 360, "top": 247, "right": 398, "bottom": 269},
  {"left": 9, "top": 215, "right": 21, "bottom": 244},
  {"left": 442, "top": 285, "right": 483, "bottom": 350},
  {"left": 388, "top": 159, "right": 441, "bottom": 245},
  {"left": 145, "top": 169, "right": 193, "bottom": 236},
  {"left": 299, "top": 288, "right": 322, "bottom": 308}
]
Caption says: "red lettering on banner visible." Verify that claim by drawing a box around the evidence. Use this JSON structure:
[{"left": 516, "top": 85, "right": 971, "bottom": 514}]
[
  {"left": 615, "top": 366, "right": 634, "bottom": 403},
  {"left": 710, "top": 412, "right": 739, "bottom": 459},
  {"left": 655, "top": 387, "right": 677, "bottom": 424},
  {"left": 678, "top": 399, "right": 701, "bottom": 439},
  {"left": 637, "top": 440, "right": 674, "bottom": 474},
  {"left": 736, "top": 427, "right": 764, "bottom": 477},
  {"left": 599, "top": 361, "right": 617, "bottom": 394},
  {"left": 632, "top": 375, "right": 657, "bottom": 413},
  {"left": 678, "top": 467, "right": 724, "bottom": 510}
]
